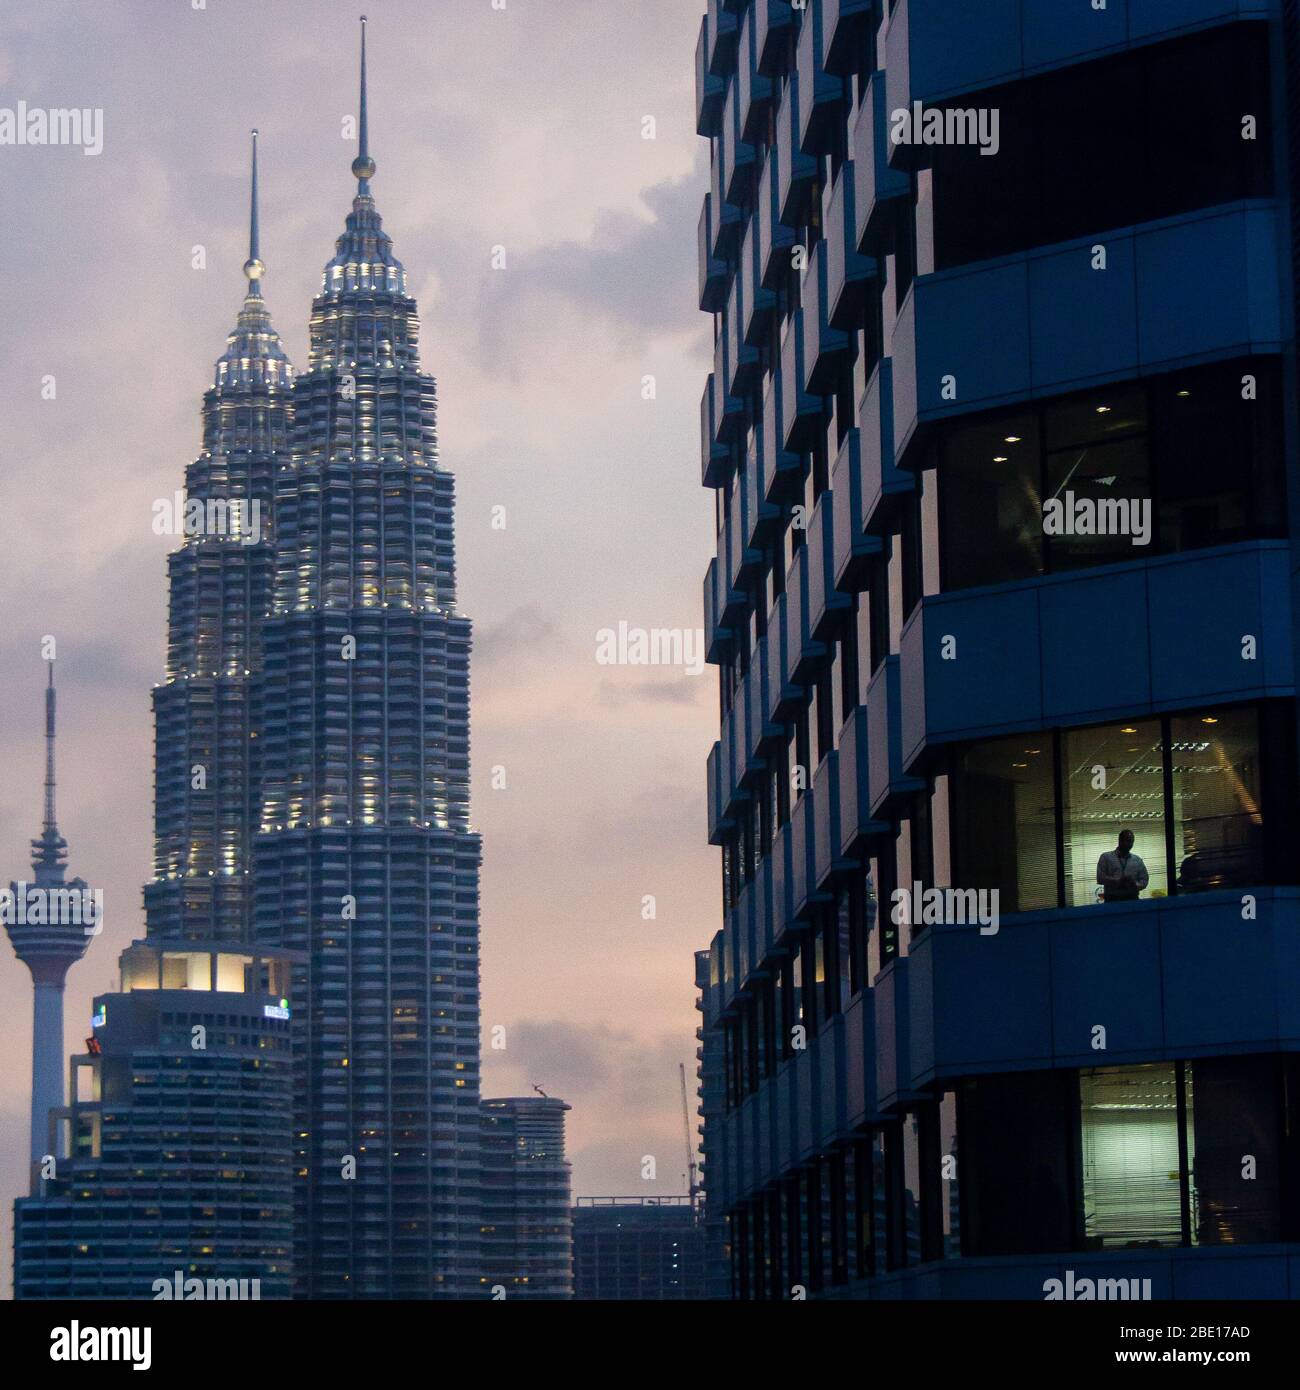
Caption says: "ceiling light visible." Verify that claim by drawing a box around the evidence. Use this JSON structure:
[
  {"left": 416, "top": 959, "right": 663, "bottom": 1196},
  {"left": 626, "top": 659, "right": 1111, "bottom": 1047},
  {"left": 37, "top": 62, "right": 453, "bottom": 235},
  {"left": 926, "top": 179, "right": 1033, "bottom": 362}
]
[
  {"left": 1004, "top": 435, "right": 1021, "bottom": 444},
  {"left": 1202, "top": 716, "right": 1218, "bottom": 725},
  {"left": 1095, "top": 405, "right": 1112, "bottom": 414},
  {"left": 993, "top": 455, "right": 1008, "bottom": 463}
]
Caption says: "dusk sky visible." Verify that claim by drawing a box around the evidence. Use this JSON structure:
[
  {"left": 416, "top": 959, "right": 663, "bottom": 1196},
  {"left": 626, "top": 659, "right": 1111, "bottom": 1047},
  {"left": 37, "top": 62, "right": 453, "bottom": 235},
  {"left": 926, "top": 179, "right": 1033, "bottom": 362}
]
[{"left": 0, "top": 0, "right": 714, "bottom": 1290}]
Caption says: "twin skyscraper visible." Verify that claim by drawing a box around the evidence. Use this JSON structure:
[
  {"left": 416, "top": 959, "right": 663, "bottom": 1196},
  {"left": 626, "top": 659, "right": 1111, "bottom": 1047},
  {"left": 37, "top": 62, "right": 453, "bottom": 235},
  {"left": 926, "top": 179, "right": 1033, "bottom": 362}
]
[{"left": 12, "top": 18, "right": 491, "bottom": 1299}]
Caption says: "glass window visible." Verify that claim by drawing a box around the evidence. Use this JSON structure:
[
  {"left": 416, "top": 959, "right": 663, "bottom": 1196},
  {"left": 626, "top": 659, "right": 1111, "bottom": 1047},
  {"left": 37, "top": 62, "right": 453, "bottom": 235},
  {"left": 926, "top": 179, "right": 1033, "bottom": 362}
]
[
  {"left": 930, "top": 25, "right": 1273, "bottom": 272},
  {"left": 1062, "top": 720, "right": 1168, "bottom": 907},
  {"left": 870, "top": 845, "right": 899, "bottom": 974},
  {"left": 937, "top": 361, "right": 1285, "bottom": 592},
  {"left": 1170, "top": 708, "right": 1263, "bottom": 893},
  {"left": 1151, "top": 366, "right": 1278, "bottom": 553},
  {"left": 951, "top": 734, "right": 1056, "bottom": 913},
  {"left": 1080, "top": 1064, "right": 1183, "bottom": 1249},
  {"left": 1044, "top": 385, "right": 1149, "bottom": 570},
  {"left": 1191, "top": 1056, "right": 1281, "bottom": 1247},
  {"left": 939, "top": 411, "right": 1042, "bottom": 590},
  {"left": 958, "top": 1071, "right": 1074, "bottom": 1256}
]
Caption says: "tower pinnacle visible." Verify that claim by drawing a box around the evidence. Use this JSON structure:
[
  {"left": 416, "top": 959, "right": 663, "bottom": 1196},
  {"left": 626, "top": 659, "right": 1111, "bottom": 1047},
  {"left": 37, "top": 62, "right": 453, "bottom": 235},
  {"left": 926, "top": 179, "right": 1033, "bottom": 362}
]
[
  {"left": 31, "top": 661, "right": 68, "bottom": 882},
  {"left": 243, "top": 128, "right": 266, "bottom": 288},
  {"left": 351, "top": 16, "right": 376, "bottom": 188}
]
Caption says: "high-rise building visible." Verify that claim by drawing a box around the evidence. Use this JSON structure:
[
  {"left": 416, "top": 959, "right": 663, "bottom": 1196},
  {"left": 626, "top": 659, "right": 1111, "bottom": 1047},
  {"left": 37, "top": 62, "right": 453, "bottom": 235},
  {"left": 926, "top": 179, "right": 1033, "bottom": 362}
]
[
  {"left": 144, "top": 128, "right": 293, "bottom": 948},
  {"left": 479, "top": 1096, "right": 573, "bottom": 1299},
  {"left": 252, "top": 19, "right": 482, "bottom": 1298},
  {"left": 697, "top": 0, "right": 1300, "bottom": 1298},
  {"left": 693, "top": 949, "right": 731, "bottom": 1297},
  {"left": 12, "top": 134, "right": 298, "bottom": 1304},
  {"left": 14, "top": 939, "right": 295, "bottom": 1300},
  {"left": 572, "top": 1197, "right": 709, "bottom": 1300},
  {"left": 5, "top": 663, "right": 99, "bottom": 1169}
]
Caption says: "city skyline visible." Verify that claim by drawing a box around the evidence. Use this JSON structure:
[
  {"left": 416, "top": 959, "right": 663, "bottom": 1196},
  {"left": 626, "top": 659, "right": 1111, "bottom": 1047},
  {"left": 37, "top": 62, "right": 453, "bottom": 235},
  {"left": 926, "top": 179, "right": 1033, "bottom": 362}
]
[{"left": 0, "top": 0, "right": 714, "bottom": 1296}]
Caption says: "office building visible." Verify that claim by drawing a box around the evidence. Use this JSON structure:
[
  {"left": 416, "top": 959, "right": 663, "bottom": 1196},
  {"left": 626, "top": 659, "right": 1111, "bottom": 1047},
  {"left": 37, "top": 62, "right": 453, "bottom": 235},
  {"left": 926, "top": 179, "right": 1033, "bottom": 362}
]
[
  {"left": 573, "top": 1197, "right": 709, "bottom": 1300},
  {"left": 251, "top": 20, "right": 483, "bottom": 1297},
  {"left": 13, "top": 939, "right": 295, "bottom": 1299},
  {"left": 697, "top": 0, "right": 1300, "bottom": 1297},
  {"left": 480, "top": 1096, "right": 573, "bottom": 1299},
  {"left": 144, "top": 129, "right": 292, "bottom": 948}
]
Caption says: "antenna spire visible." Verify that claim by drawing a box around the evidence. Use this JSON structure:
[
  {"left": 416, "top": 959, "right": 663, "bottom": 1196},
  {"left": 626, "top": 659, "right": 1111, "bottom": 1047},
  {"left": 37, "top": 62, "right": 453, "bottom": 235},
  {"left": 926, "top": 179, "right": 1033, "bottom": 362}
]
[
  {"left": 43, "top": 662, "right": 56, "bottom": 835},
  {"left": 243, "top": 128, "right": 266, "bottom": 289},
  {"left": 351, "top": 16, "right": 377, "bottom": 190}
]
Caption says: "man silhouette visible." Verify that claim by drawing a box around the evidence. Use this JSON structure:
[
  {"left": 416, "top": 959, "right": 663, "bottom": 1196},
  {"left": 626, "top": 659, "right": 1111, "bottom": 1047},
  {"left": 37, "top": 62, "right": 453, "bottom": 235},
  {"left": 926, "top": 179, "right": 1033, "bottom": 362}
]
[{"left": 1096, "top": 829, "right": 1149, "bottom": 903}]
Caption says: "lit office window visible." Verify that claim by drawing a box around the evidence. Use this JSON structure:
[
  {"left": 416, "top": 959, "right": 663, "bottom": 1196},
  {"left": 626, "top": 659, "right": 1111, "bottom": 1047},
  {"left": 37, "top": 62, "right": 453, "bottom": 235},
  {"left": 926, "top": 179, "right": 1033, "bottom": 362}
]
[
  {"left": 1170, "top": 708, "right": 1262, "bottom": 893},
  {"left": 1062, "top": 720, "right": 1167, "bottom": 906},
  {"left": 1080, "top": 1063, "right": 1183, "bottom": 1249}
]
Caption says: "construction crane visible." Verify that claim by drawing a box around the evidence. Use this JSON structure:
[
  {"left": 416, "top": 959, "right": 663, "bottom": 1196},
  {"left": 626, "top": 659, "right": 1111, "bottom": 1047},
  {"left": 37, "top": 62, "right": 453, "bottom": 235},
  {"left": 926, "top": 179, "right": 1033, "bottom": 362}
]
[{"left": 679, "top": 1062, "right": 699, "bottom": 1211}]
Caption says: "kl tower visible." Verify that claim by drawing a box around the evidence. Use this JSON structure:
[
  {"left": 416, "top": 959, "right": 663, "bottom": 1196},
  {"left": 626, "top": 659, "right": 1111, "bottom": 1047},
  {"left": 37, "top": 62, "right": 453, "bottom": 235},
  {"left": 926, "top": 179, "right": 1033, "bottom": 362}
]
[{"left": 5, "top": 661, "right": 98, "bottom": 1166}]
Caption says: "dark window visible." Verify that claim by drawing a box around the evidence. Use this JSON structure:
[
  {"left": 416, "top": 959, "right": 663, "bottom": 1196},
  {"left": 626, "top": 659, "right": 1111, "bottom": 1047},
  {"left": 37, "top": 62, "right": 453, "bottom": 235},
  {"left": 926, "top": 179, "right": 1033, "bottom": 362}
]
[
  {"left": 958, "top": 1071, "right": 1076, "bottom": 1256},
  {"left": 939, "top": 410, "right": 1042, "bottom": 590},
  {"left": 950, "top": 734, "right": 1056, "bottom": 914},
  {"left": 1191, "top": 1055, "right": 1282, "bottom": 1246},
  {"left": 938, "top": 360, "right": 1286, "bottom": 593},
  {"left": 930, "top": 24, "right": 1273, "bottom": 271}
]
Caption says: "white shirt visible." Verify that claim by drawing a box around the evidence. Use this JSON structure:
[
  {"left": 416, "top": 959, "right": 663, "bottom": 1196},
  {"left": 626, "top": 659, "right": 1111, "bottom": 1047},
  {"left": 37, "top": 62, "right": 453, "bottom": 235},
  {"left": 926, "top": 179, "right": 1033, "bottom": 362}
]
[{"left": 1096, "top": 850, "right": 1149, "bottom": 896}]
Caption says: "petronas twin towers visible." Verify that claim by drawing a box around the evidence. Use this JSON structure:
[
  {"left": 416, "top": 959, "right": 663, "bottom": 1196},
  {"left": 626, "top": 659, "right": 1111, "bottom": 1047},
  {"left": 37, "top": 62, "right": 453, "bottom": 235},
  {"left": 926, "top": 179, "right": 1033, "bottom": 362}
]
[{"left": 150, "top": 19, "right": 481, "bottom": 1297}]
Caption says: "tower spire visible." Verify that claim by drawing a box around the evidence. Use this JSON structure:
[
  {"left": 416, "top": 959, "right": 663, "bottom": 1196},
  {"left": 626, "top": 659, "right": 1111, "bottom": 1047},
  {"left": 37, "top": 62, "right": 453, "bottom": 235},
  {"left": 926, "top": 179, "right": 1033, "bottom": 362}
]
[
  {"left": 243, "top": 128, "right": 266, "bottom": 293},
  {"left": 29, "top": 661, "right": 73, "bottom": 883},
  {"left": 351, "top": 15, "right": 377, "bottom": 191},
  {"left": 42, "top": 662, "right": 56, "bottom": 837}
]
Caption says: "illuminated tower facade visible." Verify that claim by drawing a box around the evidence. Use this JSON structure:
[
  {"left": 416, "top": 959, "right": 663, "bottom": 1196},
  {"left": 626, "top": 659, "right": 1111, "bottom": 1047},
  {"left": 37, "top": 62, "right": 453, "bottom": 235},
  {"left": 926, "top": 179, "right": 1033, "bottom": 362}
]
[
  {"left": 253, "top": 19, "right": 482, "bottom": 1298},
  {"left": 144, "top": 129, "right": 293, "bottom": 946},
  {"left": 5, "top": 663, "right": 98, "bottom": 1166}
]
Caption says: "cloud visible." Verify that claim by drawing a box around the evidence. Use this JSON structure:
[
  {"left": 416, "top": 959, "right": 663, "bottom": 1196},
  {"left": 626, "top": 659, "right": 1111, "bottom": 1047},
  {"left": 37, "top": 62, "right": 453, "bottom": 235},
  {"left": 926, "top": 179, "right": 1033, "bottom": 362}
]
[
  {"left": 484, "top": 1018, "right": 699, "bottom": 1197},
  {"left": 598, "top": 673, "right": 708, "bottom": 709}
]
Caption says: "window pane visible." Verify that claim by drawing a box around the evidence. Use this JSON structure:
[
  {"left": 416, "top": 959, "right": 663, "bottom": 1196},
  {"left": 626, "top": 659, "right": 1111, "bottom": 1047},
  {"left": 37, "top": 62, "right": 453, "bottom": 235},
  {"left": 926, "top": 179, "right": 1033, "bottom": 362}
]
[
  {"left": 1152, "top": 366, "right": 1274, "bottom": 553},
  {"left": 959, "top": 1072, "right": 1073, "bottom": 1256},
  {"left": 951, "top": 735, "right": 1056, "bottom": 912},
  {"left": 1063, "top": 720, "right": 1167, "bottom": 907},
  {"left": 1170, "top": 708, "right": 1262, "bottom": 893},
  {"left": 1080, "top": 1064, "right": 1182, "bottom": 1249},
  {"left": 940, "top": 412, "right": 1042, "bottom": 589},
  {"left": 1191, "top": 1056, "right": 1281, "bottom": 1246},
  {"left": 1044, "top": 387, "right": 1150, "bottom": 570}
]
